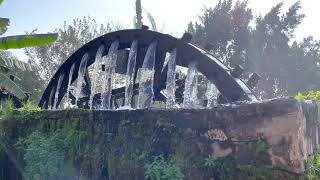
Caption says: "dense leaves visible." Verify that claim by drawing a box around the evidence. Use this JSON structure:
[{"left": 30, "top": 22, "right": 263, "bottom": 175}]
[
  {"left": 25, "top": 16, "right": 123, "bottom": 82},
  {"left": 188, "top": 0, "right": 319, "bottom": 99},
  {"left": 0, "top": 18, "right": 9, "bottom": 36}
]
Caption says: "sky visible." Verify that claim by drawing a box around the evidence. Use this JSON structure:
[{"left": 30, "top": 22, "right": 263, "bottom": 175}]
[{"left": 1, "top": 0, "right": 320, "bottom": 60}]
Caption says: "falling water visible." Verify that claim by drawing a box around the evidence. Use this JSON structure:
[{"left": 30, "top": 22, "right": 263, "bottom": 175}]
[
  {"left": 65, "top": 63, "right": 76, "bottom": 107},
  {"left": 137, "top": 41, "right": 157, "bottom": 109},
  {"left": 75, "top": 53, "right": 89, "bottom": 107},
  {"left": 165, "top": 49, "right": 177, "bottom": 108},
  {"left": 52, "top": 73, "right": 65, "bottom": 109},
  {"left": 124, "top": 40, "right": 138, "bottom": 107},
  {"left": 183, "top": 62, "right": 199, "bottom": 108},
  {"left": 42, "top": 100, "right": 47, "bottom": 109},
  {"left": 206, "top": 81, "right": 219, "bottom": 108},
  {"left": 89, "top": 45, "right": 105, "bottom": 109},
  {"left": 48, "top": 87, "right": 55, "bottom": 109},
  {"left": 101, "top": 40, "right": 119, "bottom": 109}
]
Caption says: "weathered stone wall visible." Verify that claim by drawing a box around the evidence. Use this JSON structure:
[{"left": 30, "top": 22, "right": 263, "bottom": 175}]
[{"left": 0, "top": 98, "right": 318, "bottom": 179}]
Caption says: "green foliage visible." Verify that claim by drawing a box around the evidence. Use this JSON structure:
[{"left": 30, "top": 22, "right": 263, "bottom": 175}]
[
  {"left": 16, "top": 130, "right": 72, "bottom": 180},
  {"left": 1, "top": 98, "right": 14, "bottom": 120},
  {"left": 0, "top": 72, "right": 27, "bottom": 100},
  {"left": 16, "top": 129, "right": 83, "bottom": 179},
  {"left": 187, "top": 0, "right": 320, "bottom": 99},
  {"left": 247, "top": 166, "right": 272, "bottom": 180},
  {"left": 295, "top": 91, "right": 320, "bottom": 102},
  {"left": 0, "top": 0, "right": 58, "bottom": 50},
  {"left": 144, "top": 155, "right": 184, "bottom": 180},
  {"left": 0, "top": 18, "right": 9, "bottom": 35},
  {"left": 20, "top": 101, "right": 42, "bottom": 113},
  {"left": 0, "top": 33, "right": 58, "bottom": 50},
  {"left": 0, "top": 50, "right": 44, "bottom": 102},
  {"left": 305, "top": 154, "right": 320, "bottom": 180},
  {"left": 203, "top": 155, "right": 242, "bottom": 179},
  {"left": 248, "top": 139, "right": 268, "bottom": 155},
  {"left": 204, "top": 155, "right": 215, "bottom": 168}
]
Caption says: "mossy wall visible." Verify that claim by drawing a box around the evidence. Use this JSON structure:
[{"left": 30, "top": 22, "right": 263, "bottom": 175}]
[{"left": 0, "top": 98, "right": 317, "bottom": 180}]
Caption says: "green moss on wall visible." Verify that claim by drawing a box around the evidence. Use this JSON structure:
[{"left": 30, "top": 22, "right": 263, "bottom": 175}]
[{"left": 0, "top": 108, "right": 311, "bottom": 180}]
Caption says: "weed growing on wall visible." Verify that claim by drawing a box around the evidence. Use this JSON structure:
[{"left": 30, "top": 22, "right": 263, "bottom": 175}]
[
  {"left": 1, "top": 98, "right": 13, "bottom": 121},
  {"left": 144, "top": 155, "right": 184, "bottom": 180}
]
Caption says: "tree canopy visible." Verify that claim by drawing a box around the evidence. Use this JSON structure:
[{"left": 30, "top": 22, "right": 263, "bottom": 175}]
[
  {"left": 25, "top": 16, "right": 123, "bottom": 82},
  {"left": 187, "top": 0, "right": 319, "bottom": 99}
]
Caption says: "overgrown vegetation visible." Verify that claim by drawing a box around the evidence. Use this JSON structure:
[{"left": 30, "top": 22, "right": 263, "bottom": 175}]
[
  {"left": 296, "top": 91, "right": 320, "bottom": 102},
  {"left": 19, "top": 101, "right": 42, "bottom": 113},
  {"left": 305, "top": 154, "right": 320, "bottom": 179},
  {"left": 16, "top": 131, "right": 70, "bottom": 180},
  {"left": 1, "top": 98, "right": 14, "bottom": 120},
  {"left": 248, "top": 139, "right": 268, "bottom": 156},
  {"left": 144, "top": 155, "right": 184, "bottom": 180},
  {"left": 188, "top": 0, "right": 320, "bottom": 99}
]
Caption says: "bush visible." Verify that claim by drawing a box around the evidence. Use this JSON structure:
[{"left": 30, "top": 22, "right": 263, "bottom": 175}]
[
  {"left": 20, "top": 101, "right": 42, "bottom": 113},
  {"left": 1, "top": 98, "right": 14, "bottom": 120},
  {"left": 17, "top": 131, "right": 70, "bottom": 180},
  {"left": 295, "top": 91, "right": 320, "bottom": 102},
  {"left": 305, "top": 154, "right": 320, "bottom": 179},
  {"left": 145, "top": 155, "right": 184, "bottom": 180}
]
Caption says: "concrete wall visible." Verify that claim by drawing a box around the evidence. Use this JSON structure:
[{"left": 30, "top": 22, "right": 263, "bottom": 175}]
[{"left": 0, "top": 98, "right": 318, "bottom": 179}]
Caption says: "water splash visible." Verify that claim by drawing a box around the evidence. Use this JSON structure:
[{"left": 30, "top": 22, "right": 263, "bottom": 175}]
[
  {"left": 165, "top": 49, "right": 177, "bottom": 108},
  {"left": 48, "top": 87, "right": 55, "bottom": 109},
  {"left": 183, "top": 62, "right": 199, "bottom": 108},
  {"left": 52, "top": 73, "right": 65, "bottom": 109},
  {"left": 101, "top": 40, "right": 119, "bottom": 109},
  {"left": 75, "top": 53, "right": 89, "bottom": 107},
  {"left": 124, "top": 40, "right": 138, "bottom": 107},
  {"left": 89, "top": 45, "right": 105, "bottom": 109},
  {"left": 137, "top": 41, "right": 157, "bottom": 109},
  {"left": 206, "top": 81, "right": 219, "bottom": 108},
  {"left": 65, "top": 63, "right": 76, "bottom": 108}
]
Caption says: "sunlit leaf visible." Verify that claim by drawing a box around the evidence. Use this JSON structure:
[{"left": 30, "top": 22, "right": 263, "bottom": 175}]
[
  {"left": 0, "top": 0, "right": 4, "bottom": 6},
  {"left": 0, "top": 33, "right": 58, "bottom": 50},
  {"left": 0, "top": 18, "right": 9, "bottom": 35},
  {"left": 0, "top": 72, "right": 27, "bottom": 100}
]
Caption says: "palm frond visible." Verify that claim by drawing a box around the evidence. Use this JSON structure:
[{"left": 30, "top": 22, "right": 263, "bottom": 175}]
[
  {"left": 0, "top": 72, "right": 27, "bottom": 100},
  {"left": 0, "top": 18, "right": 10, "bottom": 35},
  {"left": 0, "top": 33, "right": 58, "bottom": 50}
]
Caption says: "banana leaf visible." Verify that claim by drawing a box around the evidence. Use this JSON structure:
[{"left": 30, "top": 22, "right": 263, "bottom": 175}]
[
  {"left": 0, "top": 57, "right": 34, "bottom": 71},
  {"left": 0, "top": 18, "right": 9, "bottom": 35},
  {"left": 0, "top": 64, "right": 9, "bottom": 73},
  {"left": 0, "top": 72, "right": 27, "bottom": 100},
  {"left": 0, "top": 33, "right": 58, "bottom": 50}
]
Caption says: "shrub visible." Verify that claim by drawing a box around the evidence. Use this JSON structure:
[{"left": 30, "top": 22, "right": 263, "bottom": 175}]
[
  {"left": 20, "top": 101, "right": 42, "bottom": 113},
  {"left": 145, "top": 155, "right": 184, "bottom": 180},
  {"left": 295, "top": 91, "right": 320, "bottom": 102},
  {"left": 204, "top": 155, "right": 215, "bottom": 168},
  {"left": 305, "top": 154, "right": 320, "bottom": 179},
  {"left": 1, "top": 98, "right": 14, "bottom": 120},
  {"left": 17, "top": 131, "right": 70, "bottom": 180}
]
